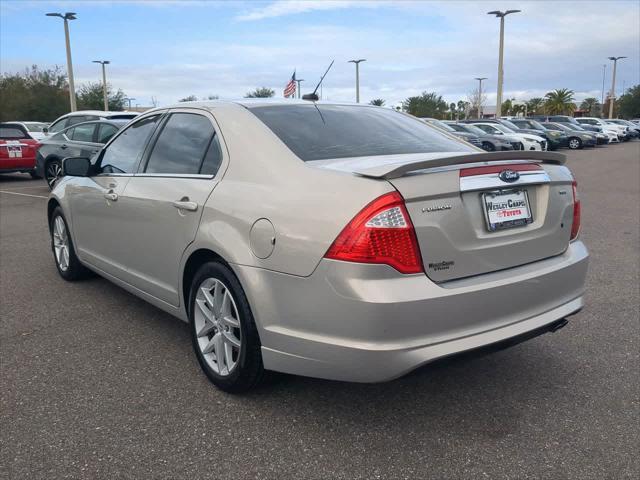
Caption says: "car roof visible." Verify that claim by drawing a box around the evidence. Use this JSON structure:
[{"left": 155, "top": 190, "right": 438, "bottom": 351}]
[{"left": 57, "top": 110, "right": 139, "bottom": 119}]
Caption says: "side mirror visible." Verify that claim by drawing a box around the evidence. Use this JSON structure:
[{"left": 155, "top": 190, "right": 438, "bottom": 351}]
[{"left": 63, "top": 157, "right": 91, "bottom": 177}]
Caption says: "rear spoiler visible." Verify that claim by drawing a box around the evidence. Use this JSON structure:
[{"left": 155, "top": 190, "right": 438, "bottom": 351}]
[{"left": 352, "top": 151, "right": 566, "bottom": 180}]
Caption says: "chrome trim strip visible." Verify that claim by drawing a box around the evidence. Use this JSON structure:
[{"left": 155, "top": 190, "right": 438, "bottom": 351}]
[{"left": 460, "top": 171, "right": 550, "bottom": 192}]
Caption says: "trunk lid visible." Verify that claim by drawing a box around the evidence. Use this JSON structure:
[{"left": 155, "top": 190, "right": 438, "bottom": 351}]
[{"left": 313, "top": 151, "right": 575, "bottom": 282}]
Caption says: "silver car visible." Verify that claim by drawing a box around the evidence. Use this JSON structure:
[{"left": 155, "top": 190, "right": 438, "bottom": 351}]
[{"left": 48, "top": 100, "right": 588, "bottom": 392}]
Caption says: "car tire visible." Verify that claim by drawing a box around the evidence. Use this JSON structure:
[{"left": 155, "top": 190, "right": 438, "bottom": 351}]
[
  {"left": 29, "top": 170, "right": 41, "bottom": 179},
  {"left": 482, "top": 142, "right": 495, "bottom": 152},
  {"left": 45, "top": 158, "right": 62, "bottom": 190},
  {"left": 189, "top": 261, "right": 266, "bottom": 393},
  {"left": 49, "top": 207, "right": 91, "bottom": 281},
  {"left": 568, "top": 137, "right": 582, "bottom": 150}
]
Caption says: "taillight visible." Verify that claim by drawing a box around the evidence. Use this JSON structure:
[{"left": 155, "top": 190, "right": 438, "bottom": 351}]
[
  {"left": 324, "top": 191, "right": 423, "bottom": 274},
  {"left": 570, "top": 179, "right": 581, "bottom": 240}
]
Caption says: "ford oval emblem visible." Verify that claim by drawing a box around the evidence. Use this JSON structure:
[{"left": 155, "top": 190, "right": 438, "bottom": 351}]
[{"left": 499, "top": 169, "right": 520, "bottom": 183}]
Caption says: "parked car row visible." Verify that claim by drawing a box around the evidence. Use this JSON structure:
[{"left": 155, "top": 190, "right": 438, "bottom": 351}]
[
  {"left": 1, "top": 110, "right": 138, "bottom": 185},
  {"left": 424, "top": 114, "right": 639, "bottom": 154}
]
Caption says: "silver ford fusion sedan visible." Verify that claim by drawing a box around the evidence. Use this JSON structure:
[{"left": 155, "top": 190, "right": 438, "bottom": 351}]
[{"left": 47, "top": 100, "right": 588, "bottom": 392}]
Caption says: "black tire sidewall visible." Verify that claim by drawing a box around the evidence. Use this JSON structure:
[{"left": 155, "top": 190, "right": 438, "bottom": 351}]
[
  {"left": 189, "top": 261, "right": 264, "bottom": 393},
  {"left": 50, "top": 207, "right": 86, "bottom": 281}
]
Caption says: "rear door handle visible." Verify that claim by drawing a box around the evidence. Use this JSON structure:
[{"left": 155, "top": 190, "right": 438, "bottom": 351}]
[
  {"left": 172, "top": 199, "right": 198, "bottom": 212},
  {"left": 104, "top": 192, "right": 118, "bottom": 201}
]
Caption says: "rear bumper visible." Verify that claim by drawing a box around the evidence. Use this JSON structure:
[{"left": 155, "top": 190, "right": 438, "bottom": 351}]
[{"left": 235, "top": 241, "right": 589, "bottom": 383}]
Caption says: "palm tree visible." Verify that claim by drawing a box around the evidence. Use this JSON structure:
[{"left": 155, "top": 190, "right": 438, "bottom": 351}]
[
  {"left": 544, "top": 89, "right": 576, "bottom": 115},
  {"left": 580, "top": 97, "right": 600, "bottom": 116},
  {"left": 369, "top": 98, "right": 385, "bottom": 106},
  {"left": 526, "top": 97, "right": 545, "bottom": 115}
]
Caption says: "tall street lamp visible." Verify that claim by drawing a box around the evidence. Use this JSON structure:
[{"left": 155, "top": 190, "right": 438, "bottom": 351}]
[
  {"left": 295, "top": 78, "right": 304, "bottom": 99},
  {"left": 93, "top": 60, "right": 110, "bottom": 111},
  {"left": 124, "top": 97, "right": 136, "bottom": 110},
  {"left": 487, "top": 9, "right": 520, "bottom": 117},
  {"left": 348, "top": 59, "right": 366, "bottom": 103},
  {"left": 608, "top": 56, "right": 626, "bottom": 118},
  {"left": 474, "top": 77, "right": 487, "bottom": 118},
  {"left": 601, "top": 64, "right": 606, "bottom": 106},
  {"left": 46, "top": 12, "right": 77, "bottom": 112}
]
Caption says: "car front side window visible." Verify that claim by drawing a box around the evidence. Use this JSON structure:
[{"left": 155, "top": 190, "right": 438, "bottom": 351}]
[
  {"left": 144, "top": 113, "right": 217, "bottom": 175},
  {"left": 70, "top": 123, "right": 97, "bottom": 143},
  {"left": 99, "top": 114, "right": 162, "bottom": 174}
]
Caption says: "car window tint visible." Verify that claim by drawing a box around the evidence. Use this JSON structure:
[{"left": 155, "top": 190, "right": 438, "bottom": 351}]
[
  {"left": 100, "top": 114, "right": 161, "bottom": 174},
  {"left": 0, "top": 126, "right": 28, "bottom": 139},
  {"left": 70, "top": 123, "right": 96, "bottom": 142},
  {"left": 97, "top": 124, "right": 119, "bottom": 144},
  {"left": 145, "top": 113, "right": 214, "bottom": 174},
  {"left": 200, "top": 134, "right": 223, "bottom": 175},
  {"left": 248, "top": 105, "right": 471, "bottom": 161}
]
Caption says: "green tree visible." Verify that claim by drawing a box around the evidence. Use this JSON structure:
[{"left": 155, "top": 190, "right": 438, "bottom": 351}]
[
  {"left": 206, "top": 94, "right": 219, "bottom": 100},
  {"left": 544, "top": 88, "right": 576, "bottom": 115},
  {"left": 0, "top": 65, "right": 69, "bottom": 122},
  {"left": 580, "top": 97, "right": 600, "bottom": 116},
  {"left": 369, "top": 98, "right": 385, "bottom": 106},
  {"left": 179, "top": 95, "right": 198, "bottom": 102},
  {"left": 402, "top": 92, "right": 448, "bottom": 118},
  {"left": 244, "top": 87, "right": 275, "bottom": 98},
  {"left": 526, "top": 97, "right": 545, "bottom": 115},
  {"left": 618, "top": 85, "right": 640, "bottom": 119},
  {"left": 501, "top": 98, "right": 515, "bottom": 115},
  {"left": 77, "top": 82, "right": 126, "bottom": 110}
]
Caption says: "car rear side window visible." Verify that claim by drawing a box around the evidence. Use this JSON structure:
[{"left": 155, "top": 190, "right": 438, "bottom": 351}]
[
  {"left": 100, "top": 114, "right": 161, "bottom": 174},
  {"left": 247, "top": 105, "right": 471, "bottom": 161},
  {"left": 144, "top": 113, "right": 215, "bottom": 175},
  {"left": 70, "top": 123, "right": 96, "bottom": 142},
  {"left": 0, "top": 126, "right": 28, "bottom": 139}
]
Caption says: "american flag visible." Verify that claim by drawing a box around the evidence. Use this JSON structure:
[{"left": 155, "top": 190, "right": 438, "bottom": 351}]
[{"left": 283, "top": 71, "right": 296, "bottom": 98}]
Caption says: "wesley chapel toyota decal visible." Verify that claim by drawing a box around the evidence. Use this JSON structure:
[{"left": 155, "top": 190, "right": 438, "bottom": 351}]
[{"left": 499, "top": 169, "right": 520, "bottom": 183}]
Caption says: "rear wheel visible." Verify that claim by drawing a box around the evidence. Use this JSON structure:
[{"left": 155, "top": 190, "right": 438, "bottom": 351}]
[
  {"left": 29, "top": 170, "right": 41, "bottom": 179},
  {"left": 482, "top": 141, "right": 495, "bottom": 152},
  {"left": 189, "top": 261, "right": 265, "bottom": 393},
  {"left": 45, "top": 159, "right": 62, "bottom": 190},
  {"left": 568, "top": 137, "right": 582, "bottom": 150}
]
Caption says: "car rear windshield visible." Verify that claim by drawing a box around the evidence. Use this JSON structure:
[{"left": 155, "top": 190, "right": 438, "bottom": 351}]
[
  {"left": 247, "top": 104, "right": 472, "bottom": 161},
  {"left": 0, "top": 126, "right": 28, "bottom": 139}
]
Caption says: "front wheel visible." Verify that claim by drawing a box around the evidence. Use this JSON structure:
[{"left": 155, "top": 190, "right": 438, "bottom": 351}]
[
  {"left": 45, "top": 159, "right": 62, "bottom": 190},
  {"left": 189, "top": 261, "right": 266, "bottom": 393},
  {"left": 50, "top": 207, "right": 90, "bottom": 281},
  {"left": 482, "top": 141, "right": 495, "bottom": 152},
  {"left": 568, "top": 137, "right": 582, "bottom": 150}
]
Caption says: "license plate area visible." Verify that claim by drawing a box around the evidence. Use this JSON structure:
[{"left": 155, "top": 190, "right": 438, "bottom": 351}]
[{"left": 482, "top": 188, "right": 533, "bottom": 232}]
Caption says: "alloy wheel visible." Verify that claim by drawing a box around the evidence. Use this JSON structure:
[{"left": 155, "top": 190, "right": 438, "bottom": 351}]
[
  {"left": 46, "top": 161, "right": 62, "bottom": 188},
  {"left": 194, "top": 278, "right": 242, "bottom": 376},
  {"left": 569, "top": 138, "right": 581, "bottom": 149},
  {"left": 52, "top": 216, "right": 70, "bottom": 271}
]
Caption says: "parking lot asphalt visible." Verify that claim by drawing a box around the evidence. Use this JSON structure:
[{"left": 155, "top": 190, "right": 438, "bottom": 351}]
[{"left": 1, "top": 142, "right": 639, "bottom": 480}]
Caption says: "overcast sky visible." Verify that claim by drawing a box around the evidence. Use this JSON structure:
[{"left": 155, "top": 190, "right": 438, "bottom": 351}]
[{"left": 2, "top": 0, "right": 638, "bottom": 107}]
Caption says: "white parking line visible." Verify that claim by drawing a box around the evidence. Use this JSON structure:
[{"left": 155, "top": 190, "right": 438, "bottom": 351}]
[{"left": 0, "top": 190, "right": 48, "bottom": 199}]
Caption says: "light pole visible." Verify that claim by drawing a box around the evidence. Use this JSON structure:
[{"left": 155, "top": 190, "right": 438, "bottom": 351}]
[
  {"left": 601, "top": 64, "right": 606, "bottom": 105},
  {"left": 124, "top": 97, "right": 135, "bottom": 110},
  {"left": 348, "top": 59, "right": 366, "bottom": 103},
  {"left": 46, "top": 12, "right": 78, "bottom": 112},
  {"left": 474, "top": 77, "right": 487, "bottom": 118},
  {"left": 487, "top": 10, "right": 520, "bottom": 117},
  {"left": 608, "top": 56, "right": 626, "bottom": 118},
  {"left": 295, "top": 78, "right": 304, "bottom": 99},
  {"left": 92, "top": 60, "right": 110, "bottom": 111}
]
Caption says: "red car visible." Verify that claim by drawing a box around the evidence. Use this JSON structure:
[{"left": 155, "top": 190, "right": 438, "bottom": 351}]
[{"left": 0, "top": 122, "right": 41, "bottom": 178}]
